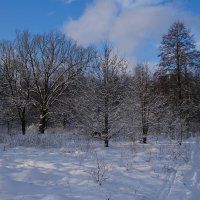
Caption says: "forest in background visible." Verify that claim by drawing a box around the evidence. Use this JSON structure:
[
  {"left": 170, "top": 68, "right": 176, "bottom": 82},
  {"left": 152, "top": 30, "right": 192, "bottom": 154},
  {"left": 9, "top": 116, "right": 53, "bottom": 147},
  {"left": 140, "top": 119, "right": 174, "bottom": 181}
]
[{"left": 0, "top": 21, "right": 200, "bottom": 147}]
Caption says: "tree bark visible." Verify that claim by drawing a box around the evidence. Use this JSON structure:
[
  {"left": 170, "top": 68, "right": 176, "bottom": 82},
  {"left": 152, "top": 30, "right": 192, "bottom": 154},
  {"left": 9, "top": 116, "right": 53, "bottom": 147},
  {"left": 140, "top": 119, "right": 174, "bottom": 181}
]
[
  {"left": 21, "top": 119, "right": 26, "bottom": 135},
  {"left": 21, "top": 108, "right": 26, "bottom": 135},
  {"left": 104, "top": 111, "right": 109, "bottom": 147},
  {"left": 142, "top": 123, "right": 148, "bottom": 144},
  {"left": 104, "top": 137, "right": 109, "bottom": 147},
  {"left": 142, "top": 98, "right": 148, "bottom": 144},
  {"left": 143, "top": 136, "right": 147, "bottom": 144},
  {"left": 18, "top": 107, "right": 26, "bottom": 135},
  {"left": 39, "top": 109, "right": 48, "bottom": 134},
  {"left": 104, "top": 56, "right": 109, "bottom": 147}
]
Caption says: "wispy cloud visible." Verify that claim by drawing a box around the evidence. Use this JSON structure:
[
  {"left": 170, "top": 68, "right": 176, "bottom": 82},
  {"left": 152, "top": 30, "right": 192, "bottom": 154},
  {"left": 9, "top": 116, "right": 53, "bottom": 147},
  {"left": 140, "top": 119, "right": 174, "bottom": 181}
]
[
  {"left": 64, "top": 0, "right": 78, "bottom": 4},
  {"left": 62, "top": 0, "right": 200, "bottom": 65},
  {"left": 47, "top": 11, "right": 55, "bottom": 16}
]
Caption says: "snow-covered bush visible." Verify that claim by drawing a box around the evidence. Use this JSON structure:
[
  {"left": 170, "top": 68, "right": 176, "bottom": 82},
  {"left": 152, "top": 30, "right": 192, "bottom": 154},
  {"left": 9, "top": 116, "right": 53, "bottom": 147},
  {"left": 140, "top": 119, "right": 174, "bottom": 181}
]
[{"left": 0, "top": 126, "right": 91, "bottom": 149}]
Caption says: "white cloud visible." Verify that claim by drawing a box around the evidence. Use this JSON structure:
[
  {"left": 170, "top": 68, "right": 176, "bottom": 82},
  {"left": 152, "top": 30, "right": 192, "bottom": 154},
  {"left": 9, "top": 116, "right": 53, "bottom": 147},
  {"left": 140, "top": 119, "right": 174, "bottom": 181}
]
[
  {"left": 62, "top": 0, "right": 200, "bottom": 65},
  {"left": 63, "top": 0, "right": 117, "bottom": 45}
]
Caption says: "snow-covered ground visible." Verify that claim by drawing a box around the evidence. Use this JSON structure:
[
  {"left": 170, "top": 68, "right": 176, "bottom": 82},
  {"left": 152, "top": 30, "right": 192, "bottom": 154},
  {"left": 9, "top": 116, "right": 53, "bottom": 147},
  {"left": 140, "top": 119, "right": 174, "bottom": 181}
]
[{"left": 0, "top": 134, "right": 200, "bottom": 200}]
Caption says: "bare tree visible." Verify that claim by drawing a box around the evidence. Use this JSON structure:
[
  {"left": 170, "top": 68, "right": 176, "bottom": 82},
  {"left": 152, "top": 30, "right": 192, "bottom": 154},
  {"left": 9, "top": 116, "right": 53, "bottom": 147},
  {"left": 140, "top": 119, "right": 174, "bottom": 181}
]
[
  {"left": 81, "top": 44, "right": 127, "bottom": 147},
  {"left": 131, "top": 63, "right": 152, "bottom": 143},
  {"left": 158, "top": 21, "right": 199, "bottom": 144},
  {"left": 0, "top": 38, "right": 32, "bottom": 135},
  {"left": 24, "top": 32, "right": 93, "bottom": 133}
]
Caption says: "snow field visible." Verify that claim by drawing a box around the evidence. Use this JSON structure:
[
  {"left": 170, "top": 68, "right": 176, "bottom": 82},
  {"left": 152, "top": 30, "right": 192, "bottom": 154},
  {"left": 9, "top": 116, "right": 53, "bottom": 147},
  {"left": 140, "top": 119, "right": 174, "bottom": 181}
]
[{"left": 0, "top": 133, "right": 200, "bottom": 200}]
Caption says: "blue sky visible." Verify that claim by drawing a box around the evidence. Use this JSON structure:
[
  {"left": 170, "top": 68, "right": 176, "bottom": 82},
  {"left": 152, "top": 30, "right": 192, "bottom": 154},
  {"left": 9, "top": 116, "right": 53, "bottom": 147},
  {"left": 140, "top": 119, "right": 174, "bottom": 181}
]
[
  {"left": 0, "top": 0, "right": 89, "bottom": 39},
  {"left": 0, "top": 0, "right": 199, "bottom": 66}
]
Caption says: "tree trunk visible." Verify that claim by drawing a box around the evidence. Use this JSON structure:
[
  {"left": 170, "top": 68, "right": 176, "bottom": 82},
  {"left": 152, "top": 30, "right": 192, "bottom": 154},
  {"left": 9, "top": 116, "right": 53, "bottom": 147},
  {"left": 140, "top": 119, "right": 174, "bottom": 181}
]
[
  {"left": 21, "top": 119, "right": 26, "bottom": 135},
  {"left": 104, "top": 112, "right": 109, "bottom": 147},
  {"left": 142, "top": 99, "right": 148, "bottom": 144},
  {"left": 179, "top": 112, "right": 183, "bottom": 146},
  {"left": 143, "top": 135, "right": 147, "bottom": 144},
  {"left": 17, "top": 107, "right": 27, "bottom": 135},
  {"left": 104, "top": 95, "right": 109, "bottom": 147},
  {"left": 39, "top": 109, "right": 48, "bottom": 134},
  {"left": 7, "top": 121, "right": 10, "bottom": 135},
  {"left": 104, "top": 54, "right": 109, "bottom": 148},
  {"left": 21, "top": 108, "right": 26, "bottom": 135},
  {"left": 142, "top": 125, "right": 148, "bottom": 144},
  {"left": 104, "top": 138, "right": 109, "bottom": 147}
]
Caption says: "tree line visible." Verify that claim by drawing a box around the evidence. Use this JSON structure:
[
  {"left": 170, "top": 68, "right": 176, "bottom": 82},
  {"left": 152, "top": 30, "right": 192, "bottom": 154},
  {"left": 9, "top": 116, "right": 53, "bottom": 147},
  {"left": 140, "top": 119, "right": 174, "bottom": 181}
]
[{"left": 0, "top": 21, "right": 200, "bottom": 146}]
